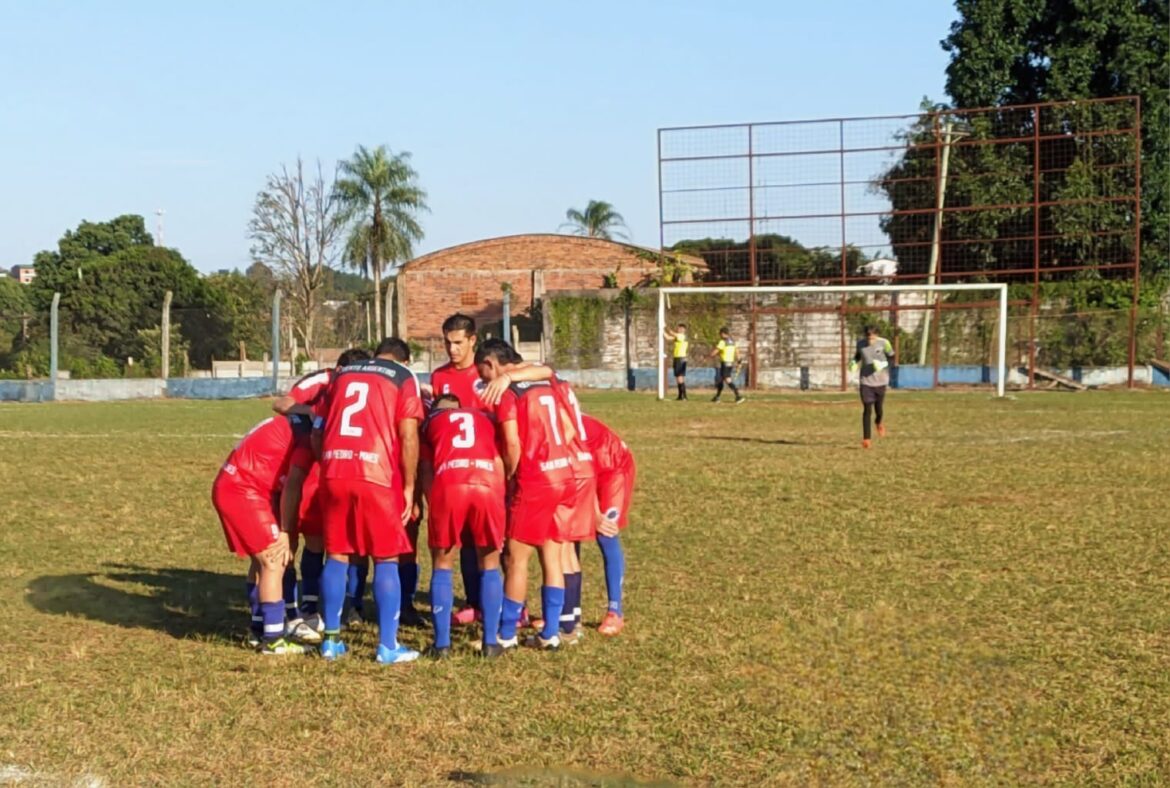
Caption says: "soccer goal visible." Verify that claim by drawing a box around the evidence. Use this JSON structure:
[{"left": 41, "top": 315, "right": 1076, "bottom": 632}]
[{"left": 656, "top": 284, "right": 1009, "bottom": 399}]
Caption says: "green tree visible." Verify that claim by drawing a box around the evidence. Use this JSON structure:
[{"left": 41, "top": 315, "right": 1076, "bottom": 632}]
[
  {"left": 200, "top": 272, "right": 272, "bottom": 361},
  {"left": 942, "top": 0, "right": 1169, "bottom": 274},
  {"left": 562, "top": 200, "right": 629, "bottom": 240},
  {"left": 336, "top": 145, "right": 428, "bottom": 339}
]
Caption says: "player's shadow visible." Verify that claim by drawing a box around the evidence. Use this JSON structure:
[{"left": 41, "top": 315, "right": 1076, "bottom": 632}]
[
  {"left": 700, "top": 435, "right": 803, "bottom": 446},
  {"left": 26, "top": 564, "right": 243, "bottom": 644}
]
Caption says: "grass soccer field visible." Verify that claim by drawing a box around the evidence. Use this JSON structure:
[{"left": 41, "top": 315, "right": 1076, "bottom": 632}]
[{"left": 0, "top": 390, "right": 1167, "bottom": 785}]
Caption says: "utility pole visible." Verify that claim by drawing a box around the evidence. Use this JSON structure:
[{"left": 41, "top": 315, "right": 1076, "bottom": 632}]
[
  {"left": 161, "top": 290, "right": 173, "bottom": 379},
  {"left": 156, "top": 209, "right": 165, "bottom": 246}
]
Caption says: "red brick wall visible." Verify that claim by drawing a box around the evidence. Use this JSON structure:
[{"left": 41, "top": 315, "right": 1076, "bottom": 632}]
[{"left": 399, "top": 235, "right": 659, "bottom": 339}]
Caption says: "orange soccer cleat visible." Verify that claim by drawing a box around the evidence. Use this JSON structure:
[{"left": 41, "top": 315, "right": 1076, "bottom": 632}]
[
  {"left": 876, "top": 424, "right": 887, "bottom": 438},
  {"left": 862, "top": 439, "right": 872, "bottom": 449},
  {"left": 598, "top": 611, "right": 625, "bottom": 636}
]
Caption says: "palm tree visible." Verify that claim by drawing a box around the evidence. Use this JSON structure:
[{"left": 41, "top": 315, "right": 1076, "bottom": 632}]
[
  {"left": 561, "top": 200, "right": 629, "bottom": 240},
  {"left": 336, "top": 145, "right": 428, "bottom": 339}
]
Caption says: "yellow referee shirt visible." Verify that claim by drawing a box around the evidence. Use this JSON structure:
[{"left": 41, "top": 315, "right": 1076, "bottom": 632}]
[
  {"left": 672, "top": 336, "right": 689, "bottom": 359},
  {"left": 716, "top": 339, "right": 736, "bottom": 364}
]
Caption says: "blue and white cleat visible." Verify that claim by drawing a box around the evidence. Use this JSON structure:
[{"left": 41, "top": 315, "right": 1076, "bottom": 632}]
[
  {"left": 375, "top": 643, "right": 420, "bottom": 665},
  {"left": 319, "top": 639, "right": 348, "bottom": 661}
]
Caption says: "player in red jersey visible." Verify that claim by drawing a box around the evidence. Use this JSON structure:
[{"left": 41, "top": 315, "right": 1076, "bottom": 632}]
[
  {"left": 272, "top": 348, "right": 372, "bottom": 642},
  {"left": 429, "top": 313, "right": 490, "bottom": 625},
  {"left": 475, "top": 338, "right": 596, "bottom": 651},
  {"left": 211, "top": 414, "right": 313, "bottom": 655},
  {"left": 579, "top": 413, "right": 635, "bottom": 636},
  {"left": 315, "top": 337, "right": 424, "bottom": 664},
  {"left": 419, "top": 394, "right": 507, "bottom": 658}
]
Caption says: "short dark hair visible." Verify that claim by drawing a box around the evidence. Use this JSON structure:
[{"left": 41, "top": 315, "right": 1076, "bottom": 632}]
[
  {"left": 864, "top": 324, "right": 878, "bottom": 336},
  {"left": 719, "top": 326, "right": 730, "bottom": 334},
  {"left": 474, "top": 337, "right": 523, "bottom": 366},
  {"left": 434, "top": 393, "right": 461, "bottom": 408},
  {"left": 375, "top": 337, "right": 411, "bottom": 362},
  {"left": 337, "top": 348, "right": 372, "bottom": 368},
  {"left": 442, "top": 313, "right": 476, "bottom": 336},
  {"left": 676, "top": 322, "right": 687, "bottom": 330}
]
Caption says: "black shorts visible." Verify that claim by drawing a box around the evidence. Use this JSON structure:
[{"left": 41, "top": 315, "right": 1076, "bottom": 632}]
[
  {"left": 719, "top": 364, "right": 735, "bottom": 380},
  {"left": 672, "top": 358, "right": 687, "bottom": 377},
  {"left": 860, "top": 385, "right": 886, "bottom": 405}
]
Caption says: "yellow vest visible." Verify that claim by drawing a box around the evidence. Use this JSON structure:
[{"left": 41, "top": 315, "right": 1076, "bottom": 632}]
[
  {"left": 716, "top": 339, "right": 736, "bottom": 364},
  {"left": 672, "top": 336, "right": 689, "bottom": 358}
]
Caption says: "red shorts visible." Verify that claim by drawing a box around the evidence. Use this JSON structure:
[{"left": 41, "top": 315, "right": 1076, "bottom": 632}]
[
  {"left": 319, "top": 477, "right": 411, "bottom": 559},
  {"left": 597, "top": 461, "right": 636, "bottom": 529},
  {"left": 428, "top": 483, "right": 505, "bottom": 551},
  {"left": 554, "top": 474, "right": 599, "bottom": 543},
  {"left": 212, "top": 474, "right": 281, "bottom": 557},
  {"left": 297, "top": 474, "right": 324, "bottom": 538},
  {"left": 509, "top": 479, "right": 590, "bottom": 546}
]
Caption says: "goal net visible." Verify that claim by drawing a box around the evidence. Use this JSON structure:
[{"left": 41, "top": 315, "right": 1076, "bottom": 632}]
[{"left": 656, "top": 284, "right": 1009, "bottom": 398}]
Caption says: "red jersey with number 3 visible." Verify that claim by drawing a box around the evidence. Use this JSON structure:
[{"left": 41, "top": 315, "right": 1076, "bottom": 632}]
[
  {"left": 497, "top": 380, "right": 591, "bottom": 487},
  {"left": 422, "top": 408, "right": 504, "bottom": 492},
  {"left": 429, "top": 362, "right": 487, "bottom": 413},
  {"left": 319, "top": 359, "right": 424, "bottom": 489},
  {"left": 219, "top": 416, "right": 312, "bottom": 495}
]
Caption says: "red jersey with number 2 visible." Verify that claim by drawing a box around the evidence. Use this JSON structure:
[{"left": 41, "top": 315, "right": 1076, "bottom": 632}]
[{"left": 319, "top": 359, "right": 424, "bottom": 489}]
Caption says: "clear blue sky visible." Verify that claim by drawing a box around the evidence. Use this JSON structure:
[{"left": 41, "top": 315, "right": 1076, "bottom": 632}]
[{"left": 0, "top": 1, "right": 958, "bottom": 273}]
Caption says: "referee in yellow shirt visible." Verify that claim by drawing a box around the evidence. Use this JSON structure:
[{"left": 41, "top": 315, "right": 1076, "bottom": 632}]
[
  {"left": 708, "top": 326, "right": 745, "bottom": 404},
  {"left": 662, "top": 322, "right": 689, "bottom": 400}
]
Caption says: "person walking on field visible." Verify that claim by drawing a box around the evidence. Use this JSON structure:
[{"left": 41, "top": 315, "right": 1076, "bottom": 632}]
[
  {"left": 708, "top": 326, "right": 745, "bottom": 404},
  {"left": 850, "top": 325, "right": 894, "bottom": 449}
]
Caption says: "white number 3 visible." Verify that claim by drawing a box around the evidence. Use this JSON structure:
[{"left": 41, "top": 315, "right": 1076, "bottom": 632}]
[
  {"left": 339, "top": 381, "right": 369, "bottom": 437},
  {"left": 449, "top": 412, "right": 474, "bottom": 448}
]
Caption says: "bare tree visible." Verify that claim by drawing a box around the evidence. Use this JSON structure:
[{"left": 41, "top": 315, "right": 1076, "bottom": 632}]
[{"left": 248, "top": 158, "right": 345, "bottom": 353}]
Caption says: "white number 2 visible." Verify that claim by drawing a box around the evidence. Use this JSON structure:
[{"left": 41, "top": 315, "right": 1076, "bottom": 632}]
[
  {"left": 538, "top": 395, "right": 563, "bottom": 446},
  {"left": 339, "top": 381, "right": 369, "bottom": 437},
  {"left": 449, "top": 412, "right": 475, "bottom": 448}
]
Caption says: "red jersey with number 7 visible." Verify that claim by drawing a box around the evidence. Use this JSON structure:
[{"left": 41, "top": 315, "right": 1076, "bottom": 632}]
[
  {"left": 496, "top": 380, "right": 592, "bottom": 487},
  {"left": 421, "top": 408, "right": 504, "bottom": 492},
  {"left": 319, "top": 359, "right": 424, "bottom": 489}
]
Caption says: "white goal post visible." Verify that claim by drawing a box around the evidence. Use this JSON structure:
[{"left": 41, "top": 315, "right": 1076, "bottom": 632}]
[{"left": 657, "top": 284, "right": 1009, "bottom": 399}]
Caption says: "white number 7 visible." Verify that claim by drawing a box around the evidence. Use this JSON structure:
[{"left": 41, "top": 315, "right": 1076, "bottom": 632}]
[
  {"left": 339, "top": 381, "right": 369, "bottom": 437},
  {"left": 538, "top": 395, "right": 563, "bottom": 445}
]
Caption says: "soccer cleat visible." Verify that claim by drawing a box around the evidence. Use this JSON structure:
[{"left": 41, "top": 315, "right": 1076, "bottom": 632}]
[
  {"left": 862, "top": 439, "right": 872, "bottom": 449},
  {"left": 260, "top": 637, "right": 307, "bottom": 656},
  {"left": 451, "top": 606, "right": 477, "bottom": 626},
  {"left": 525, "top": 633, "right": 561, "bottom": 651},
  {"left": 480, "top": 643, "right": 507, "bottom": 659},
  {"left": 529, "top": 616, "right": 545, "bottom": 632},
  {"left": 424, "top": 645, "right": 452, "bottom": 661},
  {"left": 344, "top": 608, "right": 365, "bottom": 629},
  {"left": 400, "top": 606, "right": 426, "bottom": 628},
  {"left": 246, "top": 633, "right": 262, "bottom": 649},
  {"left": 735, "top": 396, "right": 746, "bottom": 405},
  {"left": 376, "top": 644, "right": 420, "bottom": 665},
  {"left": 496, "top": 635, "right": 519, "bottom": 650},
  {"left": 319, "top": 638, "right": 348, "bottom": 661},
  {"left": 876, "top": 423, "right": 887, "bottom": 438},
  {"left": 598, "top": 611, "right": 625, "bottom": 636},
  {"left": 286, "top": 617, "right": 323, "bottom": 645},
  {"left": 711, "top": 395, "right": 721, "bottom": 403}
]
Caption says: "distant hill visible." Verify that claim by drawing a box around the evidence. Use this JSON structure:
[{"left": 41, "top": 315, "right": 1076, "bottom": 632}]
[{"left": 326, "top": 268, "right": 373, "bottom": 297}]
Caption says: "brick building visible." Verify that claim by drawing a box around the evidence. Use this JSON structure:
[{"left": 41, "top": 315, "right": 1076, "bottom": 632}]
[
  {"left": 395, "top": 234, "right": 684, "bottom": 340},
  {"left": 10, "top": 265, "right": 36, "bottom": 285}
]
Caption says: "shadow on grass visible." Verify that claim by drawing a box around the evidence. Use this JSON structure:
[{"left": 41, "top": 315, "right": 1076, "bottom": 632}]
[
  {"left": 26, "top": 564, "right": 243, "bottom": 644},
  {"left": 447, "top": 767, "right": 677, "bottom": 786},
  {"left": 700, "top": 435, "right": 804, "bottom": 446}
]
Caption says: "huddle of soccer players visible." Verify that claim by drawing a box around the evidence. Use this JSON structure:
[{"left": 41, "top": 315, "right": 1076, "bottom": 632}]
[{"left": 211, "top": 313, "right": 634, "bottom": 662}]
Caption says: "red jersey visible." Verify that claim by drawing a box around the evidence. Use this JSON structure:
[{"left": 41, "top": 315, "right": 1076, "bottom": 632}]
[
  {"left": 429, "top": 362, "right": 487, "bottom": 413},
  {"left": 496, "top": 380, "right": 593, "bottom": 487},
  {"left": 219, "top": 417, "right": 312, "bottom": 495},
  {"left": 318, "top": 359, "right": 424, "bottom": 489},
  {"left": 579, "top": 414, "right": 633, "bottom": 473},
  {"left": 422, "top": 408, "right": 504, "bottom": 492},
  {"left": 288, "top": 369, "right": 333, "bottom": 407}
]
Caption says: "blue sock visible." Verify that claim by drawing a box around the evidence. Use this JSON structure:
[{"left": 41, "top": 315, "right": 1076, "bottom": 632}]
[
  {"left": 430, "top": 568, "right": 454, "bottom": 649},
  {"left": 399, "top": 561, "right": 420, "bottom": 612},
  {"left": 561, "top": 573, "right": 581, "bottom": 635},
  {"left": 500, "top": 597, "right": 524, "bottom": 641},
  {"left": 597, "top": 534, "right": 625, "bottom": 616},
  {"left": 540, "top": 586, "right": 565, "bottom": 642},
  {"left": 373, "top": 561, "right": 402, "bottom": 651},
  {"left": 460, "top": 542, "right": 481, "bottom": 610},
  {"left": 246, "top": 581, "right": 262, "bottom": 637},
  {"left": 282, "top": 565, "right": 298, "bottom": 619},
  {"left": 480, "top": 568, "right": 503, "bottom": 646},
  {"left": 346, "top": 562, "right": 366, "bottom": 612},
  {"left": 300, "top": 549, "right": 323, "bottom": 616},
  {"left": 260, "top": 600, "right": 285, "bottom": 643},
  {"left": 321, "top": 558, "right": 348, "bottom": 637}
]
